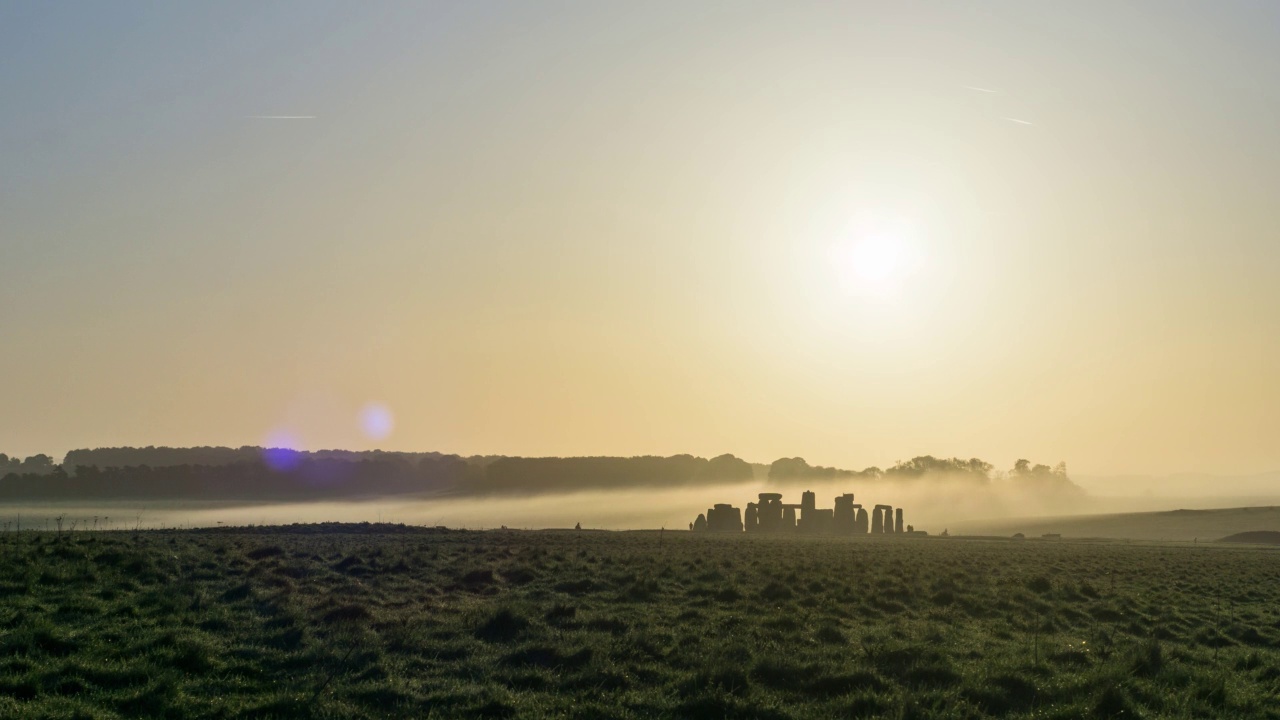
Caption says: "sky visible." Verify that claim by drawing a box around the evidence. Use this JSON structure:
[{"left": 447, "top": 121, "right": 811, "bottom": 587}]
[{"left": 3, "top": 1, "right": 1279, "bottom": 477}]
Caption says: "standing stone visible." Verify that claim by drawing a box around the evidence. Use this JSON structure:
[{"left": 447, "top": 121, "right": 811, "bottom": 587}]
[
  {"left": 709, "top": 504, "right": 729, "bottom": 532},
  {"left": 855, "top": 507, "right": 869, "bottom": 534},
  {"left": 782, "top": 506, "right": 797, "bottom": 532},
  {"left": 895, "top": 508, "right": 904, "bottom": 534},
  {"left": 811, "top": 508, "right": 834, "bottom": 534},
  {"left": 694, "top": 514, "right": 707, "bottom": 532},
  {"left": 800, "top": 490, "right": 816, "bottom": 531},
  {"left": 727, "top": 506, "right": 744, "bottom": 533},
  {"left": 744, "top": 503, "right": 759, "bottom": 533},
  {"left": 706, "top": 504, "right": 744, "bottom": 533},
  {"left": 834, "top": 494, "right": 856, "bottom": 534},
  {"left": 758, "top": 493, "right": 784, "bottom": 533},
  {"left": 873, "top": 505, "right": 892, "bottom": 534}
]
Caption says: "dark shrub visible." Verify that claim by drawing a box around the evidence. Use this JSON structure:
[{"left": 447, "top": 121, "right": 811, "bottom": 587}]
[
  {"left": 1093, "top": 686, "right": 1136, "bottom": 718},
  {"left": 759, "top": 582, "right": 793, "bottom": 601},
  {"left": 750, "top": 659, "right": 810, "bottom": 691},
  {"left": 461, "top": 569, "right": 496, "bottom": 586},
  {"left": 246, "top": 546, "right": 285, "bottom": 561},
  {"left": 1027, "top": 576, "right": 1052, "bottom": 593},
  {"left": 221, "top": 583, "right": 252, "bottom": 602},
  {"left": 1130, "top": 637, "right": 1163, "bottom": 677},
  {"left": 502, "top": 567, "right": 538, "bottom": 585},
  {"left": 544, "top": 604, "right": 576, "bottom": 623},
  {"left": 321, "top": 604, "right": 372, "bottom": 625},
  {"left": 475, "top": 609, "right": 529, "bottom": 643},
  {"left": 808, "top": 671, "right": 884, "bottom": 697},
  {"left": 501, "top": 645, "right": 591, "bottom": 670}
]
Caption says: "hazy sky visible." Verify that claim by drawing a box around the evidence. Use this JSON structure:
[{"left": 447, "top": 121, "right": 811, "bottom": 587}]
[{"left": 3, "top": 2, "right": 1279, "bottom": 476}]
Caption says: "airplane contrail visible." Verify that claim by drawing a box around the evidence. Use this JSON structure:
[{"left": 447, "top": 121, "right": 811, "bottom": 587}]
[
  {"left": 246, "top": 115, "right": 317, "bottom": 120},
  {"left": 962, "top": 85, "right": 1000, "bottom": 94},
  {"left": 1003, "top": 117, "right": 1034, "bottom": 126}
]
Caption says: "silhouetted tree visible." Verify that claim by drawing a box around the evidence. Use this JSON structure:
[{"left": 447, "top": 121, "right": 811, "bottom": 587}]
[
  {"left": 17, "top": 454, "right": 55, "bottom": 475},
  {"left": 768, "top": 457, "right": 858, "bottom": 482},
  {"left": 481, "top": 455, "right": 712, "bottom": 494},
  {"left": 61, "top": 446, "right": 453, "bottom": 473},
  {"left": 699, "top": 454, "right": 753, "bottom": 482},
  {"left": 1007, "top": 459, "right": 1082, "bottom": 496},
  {"left": 884, "top": 456, "right": 992, "bottom": 482}
]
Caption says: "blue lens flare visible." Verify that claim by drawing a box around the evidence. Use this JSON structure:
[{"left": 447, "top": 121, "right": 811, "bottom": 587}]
[{"left": 359, "top": 403, "right": 394, "bottom": 441}]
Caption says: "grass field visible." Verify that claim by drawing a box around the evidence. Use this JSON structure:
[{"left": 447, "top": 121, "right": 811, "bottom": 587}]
[
  {"left": 2, "top": 525, "right": 1279, "bottom": 719},
  {"left": 951, "top": 506, "right": 1280, "bottom": 542}
]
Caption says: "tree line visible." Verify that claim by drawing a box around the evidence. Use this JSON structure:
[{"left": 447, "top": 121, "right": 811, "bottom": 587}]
[
  {"left": 0, "top": 446, "right": 1075, "bottom": 501},
  {"left": 61, "top": 446, "right": 450, "bottom": 470},
  {"left": 768, "top": 454, "right": 1075, "bottom": 489},
  {"left": 0, "top": 454, "right": 57, "bottom": 476},
  {"left": 0, "top": 449, "right": 755, "bottom": 501}
]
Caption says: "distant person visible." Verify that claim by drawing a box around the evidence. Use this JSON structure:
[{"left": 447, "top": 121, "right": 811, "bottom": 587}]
[{"left": 575, "top": 522, "right": 581, "bottom": 530}]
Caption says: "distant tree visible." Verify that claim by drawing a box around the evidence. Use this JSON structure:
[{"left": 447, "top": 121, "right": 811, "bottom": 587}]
[
  {"left": 23, "top": 454, "right": 53, "bottom": 468},
  {"left": 699, "top": 454, "right": 753, "bottom": 482},
  {"left": 885, "top": 456, "right": 991, "bottom": 482},
  {"left": 61, "top": 446, "right": 450, "bottom": 471},
  {"left": 18, "top": 454, "right": 55, "bottom": 475},
  {"left": 1011, "top": 459, "right": 1068, "bottom": 480},
  {"left": 768, "top": 457, "right": 857, "bottom": 482},
  {"left": 1007, "top": 459, "right": 1082, "bottom": 496},
  {"left": 769, "top": 457, "right": 811, "bottom": 480}
]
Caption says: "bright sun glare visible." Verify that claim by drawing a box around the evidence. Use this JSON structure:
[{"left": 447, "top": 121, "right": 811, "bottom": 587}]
[
  {"left": 831, "top": 226, "right": 917, "bottom": 299},
  {"left": 850, "top": 234, "right": 904, "bottom": 285}
]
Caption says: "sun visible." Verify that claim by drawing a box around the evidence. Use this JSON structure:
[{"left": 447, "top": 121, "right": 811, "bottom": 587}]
[
  {"left": 850, "top": 234, "right": 905, "bottom": 284},
  {"left": 831, "top": 230, "right": 915, "bottom": 298}
]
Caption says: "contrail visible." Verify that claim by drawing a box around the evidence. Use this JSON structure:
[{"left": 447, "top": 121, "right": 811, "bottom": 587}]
[
  {"left": 1003, "top": 117, "right": 1034, "bottom": 126},
  {"left": 246, "top": 115, "right": 317, "bottom": 120},
  {"left": 962, "top": 85, "right": 999, "bottom": 93}
]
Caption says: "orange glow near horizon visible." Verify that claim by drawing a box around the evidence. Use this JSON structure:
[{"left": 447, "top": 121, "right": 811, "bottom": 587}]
[{"left": 3, "top": 3, "right": 1280, "bottom": 479}]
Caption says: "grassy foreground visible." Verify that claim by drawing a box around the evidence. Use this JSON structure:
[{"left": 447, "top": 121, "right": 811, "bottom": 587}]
[
  {"left": 950, "top": 506, "right": 1280, "bottom": 542},
  {"left": 1, "top": 525, "right": 1278, "bottom": 719}
]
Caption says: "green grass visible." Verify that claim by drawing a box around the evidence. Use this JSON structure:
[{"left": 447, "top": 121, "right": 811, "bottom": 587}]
[
  {"left": 1, "top": 525, "right": 1278, "bottom": 718},
  {"left": 951, "top": 505, "right": 1280, "bottom": 542}
]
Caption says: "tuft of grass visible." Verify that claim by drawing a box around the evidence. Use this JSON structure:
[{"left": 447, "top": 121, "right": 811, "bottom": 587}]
[
  {"left": 321, "top": 604, "right": 372, "bottom": 625},
  {"left": 474, "top": 608, "right": 529, "bottom": 643},
  {"left": 246, "top": 545, "right": 286, "bottom": 561}
]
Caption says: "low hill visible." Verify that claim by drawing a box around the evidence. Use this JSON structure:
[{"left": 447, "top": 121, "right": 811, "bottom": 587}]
[
  {"left": 951, "top": 506, "right": 1280, "bottom": 542},
  {"left": 1219, "top": 530, "right": 1280, "bottom": 545}
]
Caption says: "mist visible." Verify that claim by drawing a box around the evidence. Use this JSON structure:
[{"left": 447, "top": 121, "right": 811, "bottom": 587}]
[
  {"left": 1072, "top": 472, "right": 1280, "bottom": 511},
  {"left": 4, "top": 465, "right": 1277, "bottom": 535},
  {"left": 0, "top": 474, "right": 1108, "bottom": 533}
]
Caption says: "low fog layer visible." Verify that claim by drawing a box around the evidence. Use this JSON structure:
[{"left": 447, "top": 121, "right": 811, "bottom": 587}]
[
  {"left": 1073, "top": 472, "right": 1280, "bottom": 512},
  {"left": 4, "top": 448, "right": 1277, "bottom": 535},
  {"left": 0, "top": 474, "right": 1090, "bottom": 533}
]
